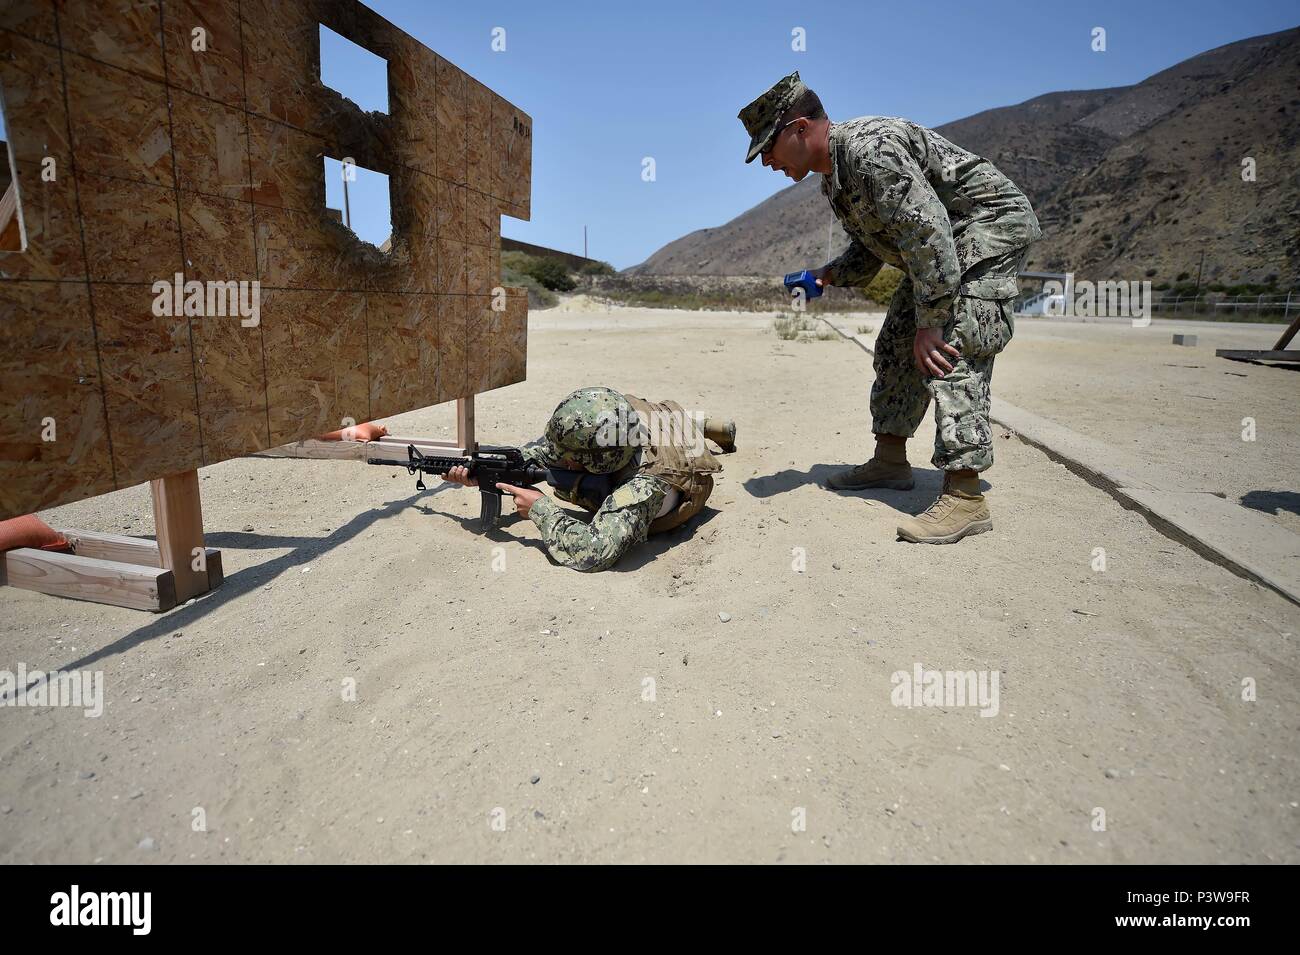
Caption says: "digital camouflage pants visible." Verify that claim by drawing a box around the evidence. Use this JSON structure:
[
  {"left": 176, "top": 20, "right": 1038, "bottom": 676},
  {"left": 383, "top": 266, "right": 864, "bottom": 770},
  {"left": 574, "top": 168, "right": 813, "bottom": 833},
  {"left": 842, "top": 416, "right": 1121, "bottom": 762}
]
[{"left": 871, "top": 250, "right": 1026, "bottom": 472}]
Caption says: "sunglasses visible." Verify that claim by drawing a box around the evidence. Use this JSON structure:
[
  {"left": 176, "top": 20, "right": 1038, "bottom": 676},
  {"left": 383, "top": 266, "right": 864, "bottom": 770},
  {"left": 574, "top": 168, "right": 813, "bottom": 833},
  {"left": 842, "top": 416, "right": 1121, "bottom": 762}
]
[{"left": 762, "top": 117, "right": 806, "bottom": 158}]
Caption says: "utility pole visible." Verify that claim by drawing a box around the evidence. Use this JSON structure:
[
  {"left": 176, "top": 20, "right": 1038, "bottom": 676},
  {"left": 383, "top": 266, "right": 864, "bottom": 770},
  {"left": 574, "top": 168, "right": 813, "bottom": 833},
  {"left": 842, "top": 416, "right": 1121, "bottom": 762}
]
[
  {"left": 1193, "top": 247, "right": 1206, "bottom": 296},
  {"left": 584, "top": 225, "right": 588, "bottom": 260},
  {"left": 342, "top": 160, "right": 352, "bottom": 231}
]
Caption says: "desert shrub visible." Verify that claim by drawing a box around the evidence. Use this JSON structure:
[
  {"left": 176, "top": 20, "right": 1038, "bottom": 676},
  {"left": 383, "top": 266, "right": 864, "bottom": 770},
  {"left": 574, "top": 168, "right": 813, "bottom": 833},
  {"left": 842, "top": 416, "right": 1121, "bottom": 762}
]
[
  {"left": 773, "top": 315, "right": 813, "bottom": 340},
  {"left": 578, "top": 260, "right": 616, "bottom": 276},
  {"left": 502, "top": 265, "right": 557, "bottom": 309},
  {"left": 501, "top": 251, "right": 577, "bottom": 292}
]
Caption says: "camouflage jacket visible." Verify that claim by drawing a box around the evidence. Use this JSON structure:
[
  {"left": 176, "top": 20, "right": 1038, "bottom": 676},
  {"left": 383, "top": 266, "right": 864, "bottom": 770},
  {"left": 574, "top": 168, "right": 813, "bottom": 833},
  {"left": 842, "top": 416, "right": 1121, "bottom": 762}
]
[
  {"left": 822, "top": 117, "right": 1041, "bottom": 327},
  {"left": 521, "top": 444, "right": 668, "bottom": 572}
]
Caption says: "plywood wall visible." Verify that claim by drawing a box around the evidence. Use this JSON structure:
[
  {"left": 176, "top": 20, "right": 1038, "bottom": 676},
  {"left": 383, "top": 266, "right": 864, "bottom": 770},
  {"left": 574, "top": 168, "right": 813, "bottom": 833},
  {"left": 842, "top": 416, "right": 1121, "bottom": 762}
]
[{"left": 0, "top": 0, "right": 531, "bottom": 519}]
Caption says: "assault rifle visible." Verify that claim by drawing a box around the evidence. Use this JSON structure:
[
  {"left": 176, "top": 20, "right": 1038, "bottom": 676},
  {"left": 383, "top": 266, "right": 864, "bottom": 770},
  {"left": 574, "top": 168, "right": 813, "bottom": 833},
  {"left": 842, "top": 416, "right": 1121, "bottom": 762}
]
[{"left": 367, "top": 444, "right": 616, "bottom": 531}]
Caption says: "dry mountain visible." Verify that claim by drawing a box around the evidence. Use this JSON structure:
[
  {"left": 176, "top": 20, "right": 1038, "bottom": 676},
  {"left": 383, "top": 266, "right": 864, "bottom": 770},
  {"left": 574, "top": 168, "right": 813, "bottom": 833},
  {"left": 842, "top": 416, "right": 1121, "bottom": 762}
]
[{"left": 630, "top": 27, "right": 1300, "bottom": 287}]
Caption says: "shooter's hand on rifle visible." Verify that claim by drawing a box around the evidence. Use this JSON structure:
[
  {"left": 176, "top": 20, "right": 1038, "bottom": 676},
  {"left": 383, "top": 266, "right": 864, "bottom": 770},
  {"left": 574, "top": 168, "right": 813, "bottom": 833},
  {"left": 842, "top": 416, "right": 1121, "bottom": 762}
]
[
  {"left": 496, "top": 483, "right": 543, "bottom": 519},
  {"left": 444, "top": 464, "right": 478, "bottom": 488}
]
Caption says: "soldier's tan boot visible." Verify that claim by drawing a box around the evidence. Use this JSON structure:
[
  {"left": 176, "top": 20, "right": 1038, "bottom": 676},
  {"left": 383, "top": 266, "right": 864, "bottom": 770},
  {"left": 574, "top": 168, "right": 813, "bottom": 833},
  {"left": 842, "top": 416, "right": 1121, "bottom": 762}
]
[
  {"left": 827, "top": 435, "right": 913, "bottom": 490},
  {"left": 896, "top": 472, "right": 991, "bottom": 544},
  {"left": 703, "top": 417, "right": 737, "bottom": 453}
]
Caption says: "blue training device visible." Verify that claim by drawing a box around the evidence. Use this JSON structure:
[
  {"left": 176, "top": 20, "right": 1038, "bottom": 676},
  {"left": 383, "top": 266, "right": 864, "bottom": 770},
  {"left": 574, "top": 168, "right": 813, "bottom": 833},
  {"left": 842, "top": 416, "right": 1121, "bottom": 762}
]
[{"left": 783, "top": 270, "right": 824, "bottom": 300}]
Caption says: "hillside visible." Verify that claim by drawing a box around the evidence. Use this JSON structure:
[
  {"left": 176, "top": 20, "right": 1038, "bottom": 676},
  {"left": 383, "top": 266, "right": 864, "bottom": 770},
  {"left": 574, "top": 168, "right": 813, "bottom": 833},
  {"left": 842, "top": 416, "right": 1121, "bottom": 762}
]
[{"left": 630, "top": 27, "right": 1300, "bottom": 286}]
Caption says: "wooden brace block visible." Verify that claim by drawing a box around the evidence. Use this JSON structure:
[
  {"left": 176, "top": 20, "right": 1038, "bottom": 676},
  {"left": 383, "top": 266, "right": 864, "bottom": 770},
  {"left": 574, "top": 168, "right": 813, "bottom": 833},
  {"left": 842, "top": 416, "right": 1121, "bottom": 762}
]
[
  {"left": 150, "top": 469, "right": 209, "bottom": 602},
  {"left": 1, "top": 548, "right": 176, "bottom": 612}
]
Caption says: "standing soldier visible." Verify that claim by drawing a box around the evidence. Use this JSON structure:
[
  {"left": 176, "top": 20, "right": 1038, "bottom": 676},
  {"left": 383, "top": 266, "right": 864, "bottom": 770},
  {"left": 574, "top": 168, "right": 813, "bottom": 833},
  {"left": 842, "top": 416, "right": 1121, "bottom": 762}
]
[
  {"left": 738, "top": 72, "right": 1041, "bottom": 543},
  {"left": 444, "top": 387, "right": 735, "bottom": 571}
]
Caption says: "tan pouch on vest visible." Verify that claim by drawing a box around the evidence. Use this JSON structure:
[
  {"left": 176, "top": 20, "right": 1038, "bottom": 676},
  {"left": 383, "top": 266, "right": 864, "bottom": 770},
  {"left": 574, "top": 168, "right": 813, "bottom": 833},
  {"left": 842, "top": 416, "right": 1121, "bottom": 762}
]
[{"left": 623, "top": 394, "right": 721, "bottom": 535}]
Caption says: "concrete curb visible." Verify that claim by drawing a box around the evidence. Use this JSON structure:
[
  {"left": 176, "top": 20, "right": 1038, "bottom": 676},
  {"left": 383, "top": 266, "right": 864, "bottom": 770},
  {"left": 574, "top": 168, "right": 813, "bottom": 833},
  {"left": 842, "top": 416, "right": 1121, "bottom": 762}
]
[{"left": 819, "top": 315, "right": 1300, "bottom": 606}]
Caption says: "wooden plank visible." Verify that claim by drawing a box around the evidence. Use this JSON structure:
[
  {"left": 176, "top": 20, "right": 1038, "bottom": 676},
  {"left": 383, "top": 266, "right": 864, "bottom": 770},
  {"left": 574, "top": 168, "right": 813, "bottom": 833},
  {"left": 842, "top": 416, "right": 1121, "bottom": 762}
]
[
  {"left": 59, "top": 527, "right": 161, "bottom": 566},
  {"left": 253, "top": 438, "right": 369, "bottom": 461},
  {"left": 150, "top": 469, "right": 209, "bottom": 602},
  {"left": 57, "top": 527, "right": 221, "bottom": 591},
  {"left": 457, "top": 396, "right": 476, "bottom": 451},
  {"left": 1, "top": 548, "right": 175, "bottom": 612},
  {"left": 1216, "top": 349, "right": 1300, "bottom": 363},
  {"left": 378, "top": 436, "right": 463, "bottom": 451},
  {"left": 252, "top": 435, "right": 465, "bottom": 462}
]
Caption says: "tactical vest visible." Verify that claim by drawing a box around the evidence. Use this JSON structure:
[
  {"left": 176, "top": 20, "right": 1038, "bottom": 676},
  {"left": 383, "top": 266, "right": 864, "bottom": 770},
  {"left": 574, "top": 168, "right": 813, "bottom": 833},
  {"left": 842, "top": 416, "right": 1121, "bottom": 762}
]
[{"left": 569, "top": 394, "right": 722, "bottom": 534}]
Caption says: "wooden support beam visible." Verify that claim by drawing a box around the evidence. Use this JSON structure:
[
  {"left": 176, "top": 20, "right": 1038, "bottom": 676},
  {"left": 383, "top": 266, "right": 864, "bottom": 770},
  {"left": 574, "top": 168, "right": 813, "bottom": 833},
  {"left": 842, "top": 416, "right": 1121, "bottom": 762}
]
[
  {"left": 1271, "top": 313, "right": 1300, "bottom": 351},
  {"left": 1216, "top": 349, "right": 1300, "bottom": 364},
  {"left": 251, "top": 436, "right": 466, "bottom": 462},
  {"left": 457, "top": 396, "right": 476, "bottom": 450},
  {"left": 0, "top": 548, "right": 175, "bottom": 612},
  {"left": 57, "top": 528, "right": 222, "bottom": 592},
  {"left": 150, "top": 469, "right": 209, "bottom": 603},
  {"left": 60, "top": 527, "right": 161, "bottom": 565}
]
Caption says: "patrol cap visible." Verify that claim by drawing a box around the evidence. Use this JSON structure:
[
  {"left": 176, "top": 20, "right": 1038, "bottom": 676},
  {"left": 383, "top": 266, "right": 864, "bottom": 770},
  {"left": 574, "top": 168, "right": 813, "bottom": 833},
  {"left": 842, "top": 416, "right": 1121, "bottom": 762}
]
[
  {"left": 542, "top": 386, "right": 637, "bottom": 475},
  {"left": 738, "top": 71, "right": 808, "bottom": 164}
]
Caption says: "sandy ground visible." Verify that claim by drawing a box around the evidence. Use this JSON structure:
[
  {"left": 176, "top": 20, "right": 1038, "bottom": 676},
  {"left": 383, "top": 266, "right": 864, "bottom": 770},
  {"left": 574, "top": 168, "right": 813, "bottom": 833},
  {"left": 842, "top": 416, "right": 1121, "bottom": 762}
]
[
  {"left": 991, "top": 317, "right": 1300, "bottom": 535},
  {"left": 1, "top": 303, "right": 1298, "bottom": 864}
]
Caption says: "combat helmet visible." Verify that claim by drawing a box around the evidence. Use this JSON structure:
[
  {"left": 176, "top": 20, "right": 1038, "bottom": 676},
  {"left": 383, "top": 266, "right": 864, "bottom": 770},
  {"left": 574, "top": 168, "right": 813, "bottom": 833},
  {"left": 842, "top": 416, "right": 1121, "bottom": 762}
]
[{"left": 544, "top": 387, "right": 637, "bottom": 474}]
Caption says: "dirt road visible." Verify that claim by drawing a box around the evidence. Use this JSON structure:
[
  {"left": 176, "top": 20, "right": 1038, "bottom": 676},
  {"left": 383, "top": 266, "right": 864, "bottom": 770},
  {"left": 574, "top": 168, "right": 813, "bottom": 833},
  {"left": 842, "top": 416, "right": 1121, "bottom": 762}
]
[{"left": 2, "top": 303, "right": 1297, "bottom": 863}]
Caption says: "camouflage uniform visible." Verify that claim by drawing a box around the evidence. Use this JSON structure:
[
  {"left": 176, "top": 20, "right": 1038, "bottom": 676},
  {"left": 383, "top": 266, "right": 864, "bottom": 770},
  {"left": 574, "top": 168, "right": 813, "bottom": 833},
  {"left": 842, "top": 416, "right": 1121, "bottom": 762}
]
[
  {"left": 819, "top": 115, "right": 1041, "bottom": 471},
  {"left": 519, "top": 388, "right": 721, "bottom": 572}
]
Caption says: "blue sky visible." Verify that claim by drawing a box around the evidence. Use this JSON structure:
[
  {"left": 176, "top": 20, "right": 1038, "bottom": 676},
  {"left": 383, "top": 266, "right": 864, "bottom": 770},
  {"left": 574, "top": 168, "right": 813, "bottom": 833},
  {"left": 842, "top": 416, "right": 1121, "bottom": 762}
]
[{"left": 325, "top": 0, "right": 1296, "bottom": 268}]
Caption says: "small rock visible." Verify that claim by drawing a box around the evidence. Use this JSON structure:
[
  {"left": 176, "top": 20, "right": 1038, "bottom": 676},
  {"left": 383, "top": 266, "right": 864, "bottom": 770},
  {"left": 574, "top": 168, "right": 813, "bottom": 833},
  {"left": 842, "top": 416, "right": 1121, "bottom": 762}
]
[
  {"left": 128, "top": 790, "right": 143, "bottom": 800},
  {"left": 832, "top": 562, "right": 841, "bottom": 570},
  {"left": 533, "top": 810, "right": 545, "bottom": 819},
  {"left": 137, "top": 837, "right": 156, "bottom": 851},
  {"left": 717, "top": 612, "right": 732, "bottom": 623},
  {"left": 1104, "top": 768, "right": 1120, "bottom": 779},
  {"left": 0, "top": 805, "right": 12, "bottom": 814},
  {"left": 242, "top": 524, "right": 254, "bottom": 532},
  {"left": 77, "top": 770, "right": 95, "bottom": 780},
  {"left": 529, "top": 773, "right": 541, "bottom": 785}
]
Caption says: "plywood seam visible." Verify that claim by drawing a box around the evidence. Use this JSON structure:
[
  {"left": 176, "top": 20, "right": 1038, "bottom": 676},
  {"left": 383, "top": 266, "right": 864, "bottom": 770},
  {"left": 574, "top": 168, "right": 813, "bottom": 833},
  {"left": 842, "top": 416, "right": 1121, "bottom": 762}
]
[
  {"left": 234, "top": 0, "right": 275, "bottom": 451},
  {"left": 159, "top": 0, "right": 208, "bottom": 468},
  {"left": 50, "top": 0, "right": 118, "bottom": 494}
]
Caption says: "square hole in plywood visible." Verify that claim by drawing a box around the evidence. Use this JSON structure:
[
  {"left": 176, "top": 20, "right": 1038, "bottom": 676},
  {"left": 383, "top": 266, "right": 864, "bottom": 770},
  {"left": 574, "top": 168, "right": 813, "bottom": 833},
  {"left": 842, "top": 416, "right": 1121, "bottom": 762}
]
[
  {"left": 319, "top": 24, "right": 389, "bottom": 114},
  {"left": 323, "top": 156, "right": 393, "bottom": 252}
]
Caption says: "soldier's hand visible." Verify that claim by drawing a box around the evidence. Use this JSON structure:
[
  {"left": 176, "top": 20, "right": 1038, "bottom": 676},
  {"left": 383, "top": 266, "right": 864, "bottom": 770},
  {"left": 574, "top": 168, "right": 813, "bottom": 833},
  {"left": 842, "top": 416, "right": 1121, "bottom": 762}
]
[
  {"left": 914, "top": 326, "right": 960, "bottom": 377},
  {"left": 445, "top": 465, "right": 478, "bottom": 487},
  {"left": 496, "top": 483, "right": 543, "bottom": 519}
]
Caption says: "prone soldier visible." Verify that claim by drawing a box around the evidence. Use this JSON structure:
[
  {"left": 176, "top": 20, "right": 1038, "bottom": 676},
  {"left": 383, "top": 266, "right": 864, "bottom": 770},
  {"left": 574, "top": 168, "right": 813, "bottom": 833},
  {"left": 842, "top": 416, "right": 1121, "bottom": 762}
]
[{"left": 444, "top": 387, "right": 735, "bottom": 571}]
